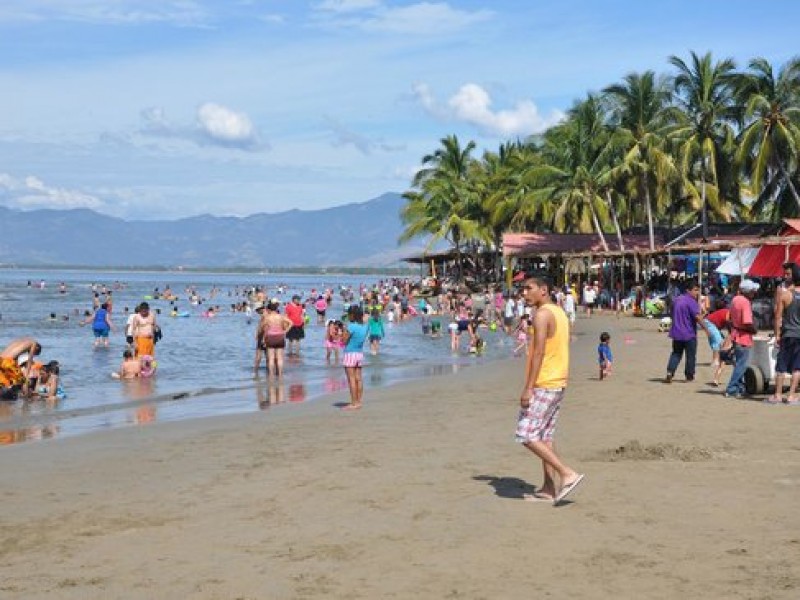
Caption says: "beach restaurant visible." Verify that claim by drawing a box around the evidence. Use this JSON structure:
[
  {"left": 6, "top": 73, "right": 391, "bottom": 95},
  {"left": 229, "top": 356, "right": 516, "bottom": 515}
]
[{"left": 501, "top": 221, "right": 781, "bottom": 291}]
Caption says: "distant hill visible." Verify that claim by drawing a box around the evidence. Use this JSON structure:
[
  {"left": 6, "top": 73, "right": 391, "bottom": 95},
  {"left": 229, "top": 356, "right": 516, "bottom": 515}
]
[{"left": 0, "top": 193, "right": 435, "bottom": 268}]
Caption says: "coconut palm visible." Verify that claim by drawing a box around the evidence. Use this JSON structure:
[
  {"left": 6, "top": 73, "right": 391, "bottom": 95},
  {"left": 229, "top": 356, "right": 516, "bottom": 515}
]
[
  {"left": 529, "top": 95, "right": 612, "bottom": 249},
  {"left": 604, "top": 70, "right": 675, "bottom": 250},
  {"left": 667, "top": 51, "right": 739, "bottom": 239},
  {"left": 736, "top": 56, "right": 800, "bottom": 215},
  {"left": 399, "top": 135, "right": 481, "bottom": 282}
]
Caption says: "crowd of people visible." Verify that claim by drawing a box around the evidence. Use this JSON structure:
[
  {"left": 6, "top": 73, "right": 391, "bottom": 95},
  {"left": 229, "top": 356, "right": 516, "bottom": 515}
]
[{"left": 663, "top": 262, "right": 800, "bottom": 404}]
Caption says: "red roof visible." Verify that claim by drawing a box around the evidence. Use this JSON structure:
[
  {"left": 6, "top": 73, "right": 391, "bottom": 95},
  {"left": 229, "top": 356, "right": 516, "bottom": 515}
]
[{"left": 502, "top": 232, "right": 655, "bottom": 257}]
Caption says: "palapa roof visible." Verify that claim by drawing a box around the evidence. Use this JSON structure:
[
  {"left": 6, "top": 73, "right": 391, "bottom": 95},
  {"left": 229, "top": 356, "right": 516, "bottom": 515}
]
[{"left": 502, "top": 232, "right": 655, "bottom": 257}]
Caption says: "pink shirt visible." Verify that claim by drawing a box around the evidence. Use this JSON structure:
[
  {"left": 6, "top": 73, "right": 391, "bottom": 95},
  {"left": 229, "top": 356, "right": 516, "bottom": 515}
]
[{"left": 729, "top": 295, "right": 754, "bottom": 347}]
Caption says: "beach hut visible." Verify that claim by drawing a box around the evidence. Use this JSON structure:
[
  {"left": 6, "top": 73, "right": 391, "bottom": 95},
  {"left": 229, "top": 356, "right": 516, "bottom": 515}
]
[{"left": 747, "top": 219, "right": 800, "bottom": 277}]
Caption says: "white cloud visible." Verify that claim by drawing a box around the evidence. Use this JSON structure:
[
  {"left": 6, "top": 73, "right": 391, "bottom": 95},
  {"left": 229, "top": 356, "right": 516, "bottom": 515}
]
[
  {"left": 196, "top": 103, "right": 259, "bottom": 148},
  {"left": 0, "top": 173, "right": 104, "bottom": 210},
  {"left": 323, "top": 116, "right": 405, "bottom": 155},
  {"left": 0, "top": 1, "right": 210, "bottom": 27},
  {"left": 413, "top": 82, "right": 564, "bottom": 137},
  {"left": 139, "top": 103, "right": 264, "bottom": 151},
  {"left": 315, "top": 0, "right": 381, "bottom": 13},
  {"left": 312, "top": 1, "right": 492, "bottom": 35},
  {"left": 364, "top": 2, "right": 492, "bottom": 35}
]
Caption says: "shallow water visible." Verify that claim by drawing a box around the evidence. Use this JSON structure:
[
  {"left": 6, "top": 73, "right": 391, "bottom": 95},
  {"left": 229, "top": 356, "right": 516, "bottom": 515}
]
[{"left": 0, "top": 269, "right": 512, "bottom": 445}]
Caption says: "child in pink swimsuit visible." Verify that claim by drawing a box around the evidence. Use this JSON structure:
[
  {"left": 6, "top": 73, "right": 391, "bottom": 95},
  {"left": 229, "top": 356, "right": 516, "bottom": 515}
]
[{"left": 324, "top": 320, "right": 344, "bottom": 364}]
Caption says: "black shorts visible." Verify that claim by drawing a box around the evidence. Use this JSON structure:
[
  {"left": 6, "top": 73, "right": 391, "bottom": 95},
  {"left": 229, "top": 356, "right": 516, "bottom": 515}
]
[
  {"left": 264, "top": 333, "right": 286, "bottom": 349},
  {"left": 776, "top": 337, "right": 800, "bottom": 373},
  {"left": 286, "top": 325, "right": 305, "bottom": 341}
]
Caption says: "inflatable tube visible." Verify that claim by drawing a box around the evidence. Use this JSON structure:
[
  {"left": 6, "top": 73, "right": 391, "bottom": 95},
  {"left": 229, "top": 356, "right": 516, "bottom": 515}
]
[
  {"left": 143, "top": 295, "right": 153, "bottom": 300},
  {"left": 171, "top": 312, "right": 190, "bottom": 318},
  {"left": 140, "top": 355, "right": 157, "bottom": 378}
]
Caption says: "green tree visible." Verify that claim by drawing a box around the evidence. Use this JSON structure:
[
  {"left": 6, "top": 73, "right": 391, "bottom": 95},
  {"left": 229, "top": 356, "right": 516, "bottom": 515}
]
[
  {"left": 736, "top": 56, "right": 800, "bottom": 217},
  {"left": 667, "top": 51, "right": 739, "bottom": 239},
  {"left": 530, "top": 95, "right": 612, "bottom": 249},
  {"left": 399, "top": 135, "right": 481, "bottom": 282},
  {"left": 604, "top": 70, "right": 675, "bottom": 249}
]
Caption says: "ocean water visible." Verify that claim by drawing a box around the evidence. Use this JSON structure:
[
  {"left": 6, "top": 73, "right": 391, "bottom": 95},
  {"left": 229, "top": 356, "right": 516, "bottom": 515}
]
[{"left": 0, "top": 269, "right": 511, "bottom": 445}]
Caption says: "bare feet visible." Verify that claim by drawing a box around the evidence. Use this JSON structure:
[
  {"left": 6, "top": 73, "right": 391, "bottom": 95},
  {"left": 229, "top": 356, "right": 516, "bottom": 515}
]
[{"left": 341, "top": 403, "right": 362, "bottom": 411}]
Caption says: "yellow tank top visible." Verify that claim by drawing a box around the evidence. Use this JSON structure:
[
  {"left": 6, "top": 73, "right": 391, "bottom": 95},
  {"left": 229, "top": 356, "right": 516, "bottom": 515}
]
[{"left": 534, "top": 303, "right": 570, "bottom": 389}]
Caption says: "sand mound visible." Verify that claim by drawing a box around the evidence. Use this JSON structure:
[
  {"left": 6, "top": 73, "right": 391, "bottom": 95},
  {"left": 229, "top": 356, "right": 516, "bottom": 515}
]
[{"left": 593, "top": 439, "right": 721, "bottom": 462}]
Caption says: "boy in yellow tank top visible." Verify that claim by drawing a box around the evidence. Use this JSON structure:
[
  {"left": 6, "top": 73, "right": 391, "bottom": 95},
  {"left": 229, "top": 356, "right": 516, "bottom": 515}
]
[{"left": 515, "top": 276, "right": 585, "bottom": 506}]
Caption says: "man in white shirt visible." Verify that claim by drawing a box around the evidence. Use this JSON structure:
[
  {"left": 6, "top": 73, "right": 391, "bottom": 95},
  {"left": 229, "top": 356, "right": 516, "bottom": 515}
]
[
  {"left": 583, "top": 284, "right": 597, "bottom": 317},
  {"left": 503, "top": 296, "right": 516, "bottom": 334}
]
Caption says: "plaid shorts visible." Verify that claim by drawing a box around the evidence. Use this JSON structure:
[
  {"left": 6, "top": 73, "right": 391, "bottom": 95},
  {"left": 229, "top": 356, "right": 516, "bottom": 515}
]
[{"left": 515, "top": 388, "right": 565, "bottom": 443}]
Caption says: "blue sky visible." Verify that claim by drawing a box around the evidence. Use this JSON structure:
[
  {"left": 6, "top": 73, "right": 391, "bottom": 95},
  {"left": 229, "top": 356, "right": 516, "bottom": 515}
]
[{"left": 0, "top": 0, "right": 798, "bottom": 220}]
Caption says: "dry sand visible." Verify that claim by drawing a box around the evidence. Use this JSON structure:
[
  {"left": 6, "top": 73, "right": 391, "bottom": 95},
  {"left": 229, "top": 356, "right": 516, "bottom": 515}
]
[{"left": 1, "top": 313, "right": 799, "bottom": 599}]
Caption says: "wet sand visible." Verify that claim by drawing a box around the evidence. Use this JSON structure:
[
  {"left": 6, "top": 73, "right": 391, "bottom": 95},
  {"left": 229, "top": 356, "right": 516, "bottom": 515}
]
[{"left": 1, "top": 313, "right": 799, "bottom": 599}]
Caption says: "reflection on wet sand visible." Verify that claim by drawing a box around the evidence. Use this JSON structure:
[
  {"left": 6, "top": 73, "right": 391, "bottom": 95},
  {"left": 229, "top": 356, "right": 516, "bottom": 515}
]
[
  {"left": 256, "top": 382, "right": 285, "bottom": 409},
  {"left": 323, "top": 375, "right": 348, "bottom": 394},
  {"left": 121, "top": 377, "right": 158, "bottom": 425},
  {"left": 120, "top": 377, "right": 156, "bottom": 402},
  {"left": 288, "top": 383, "right": 306, "bottom": 403},
  {"left": 0, "top": 394, "right": 65, "bottom": 445},
  {"left": 0, "top": 422, "right": 60, "bottom": 445}
]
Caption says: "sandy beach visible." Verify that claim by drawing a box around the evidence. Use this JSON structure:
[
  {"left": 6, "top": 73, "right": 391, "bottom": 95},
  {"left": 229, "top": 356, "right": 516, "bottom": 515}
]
[{"left": 1, "top": 313, "right": 799, "bottom": 599}]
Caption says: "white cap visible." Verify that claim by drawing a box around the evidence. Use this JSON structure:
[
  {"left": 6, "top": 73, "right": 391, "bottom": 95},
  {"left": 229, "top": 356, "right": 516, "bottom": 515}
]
[{"left": 739, "top": 279, "right": 760, "bottom": 293}]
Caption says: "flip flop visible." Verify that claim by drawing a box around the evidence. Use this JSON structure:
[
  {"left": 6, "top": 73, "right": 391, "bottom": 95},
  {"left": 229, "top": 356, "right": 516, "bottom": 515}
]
[
  {"left": 522, "top": 493, "right": 554, "bottom": 503},
  {"left": 554, "top": 473, "right": 585, "bottom": 506},
  {"left": 763, "top": 396, "right": 782, "bottom": 405}
]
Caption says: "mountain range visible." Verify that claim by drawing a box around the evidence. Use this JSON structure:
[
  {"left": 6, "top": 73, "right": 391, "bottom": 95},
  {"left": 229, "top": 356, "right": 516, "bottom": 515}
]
[{"left": 0, "top": 193, "right": 433, "bottom": 268}]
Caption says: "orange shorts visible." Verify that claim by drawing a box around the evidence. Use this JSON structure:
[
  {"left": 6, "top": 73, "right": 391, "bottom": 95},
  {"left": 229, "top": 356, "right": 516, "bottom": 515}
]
[{"left": 135, "top": 337, "right": 155, "bottom": 357}]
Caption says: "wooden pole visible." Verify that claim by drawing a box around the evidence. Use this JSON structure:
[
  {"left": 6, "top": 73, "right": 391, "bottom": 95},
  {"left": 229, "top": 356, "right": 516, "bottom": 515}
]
[{"left": 698, "top": 249, "right": 704, "bottom": 286}]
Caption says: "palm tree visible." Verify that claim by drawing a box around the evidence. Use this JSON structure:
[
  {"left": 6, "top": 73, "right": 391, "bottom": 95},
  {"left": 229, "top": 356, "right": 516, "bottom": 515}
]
[
  {"left": 471, "top": 142, "right": 524, "bottom": 280},
  {"left": 529, "top": 95, "right": 612, "bottom": 249},
  {"left": 399, "top": 135, "right": 480, "bottom": 282},
  {"left": 667, "top": 51, "right": 739, "bottom": 240},
  {"left": 736, "top": 56, "right": 800, "bottom": 215},
  {"left": 604, "top": 70, "right": 675, "bottom": 250}
]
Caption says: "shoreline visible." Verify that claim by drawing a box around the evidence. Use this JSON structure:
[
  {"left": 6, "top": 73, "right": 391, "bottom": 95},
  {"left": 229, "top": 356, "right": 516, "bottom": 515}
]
[
  {"left": 1, "top": 313, "right": 798, "bottom": 598},
  {"left": 0, "top": 350, "right": 497, "bottom": 445}
]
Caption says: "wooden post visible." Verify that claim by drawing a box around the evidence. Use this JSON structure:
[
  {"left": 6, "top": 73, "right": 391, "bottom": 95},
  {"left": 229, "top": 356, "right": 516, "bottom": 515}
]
[{"left": 698, "top": 249, "right": 704, "bottom": 286}]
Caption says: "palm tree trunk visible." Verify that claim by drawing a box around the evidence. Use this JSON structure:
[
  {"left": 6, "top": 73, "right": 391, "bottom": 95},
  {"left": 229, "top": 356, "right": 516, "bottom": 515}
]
[
  {"left": 700, "top": 157, "right": 708, "bottom": 242},
  {"left": 642, "top": 174, "right": 655, "bottom": 251},
  {"left": 494, "top": 229, "right": 504, "bottom": 283},
  {"left": 776, "top": 159, "right": 800, "bottom": 212},
  {"left": 605, "top": 190, "right": 625, "bottom": 251},
  {"left": 453, "top": 232, "right": 463, "bottom": 283},
  {"left": 587, "top": 194, "right": 609, "bottom": 252}
]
